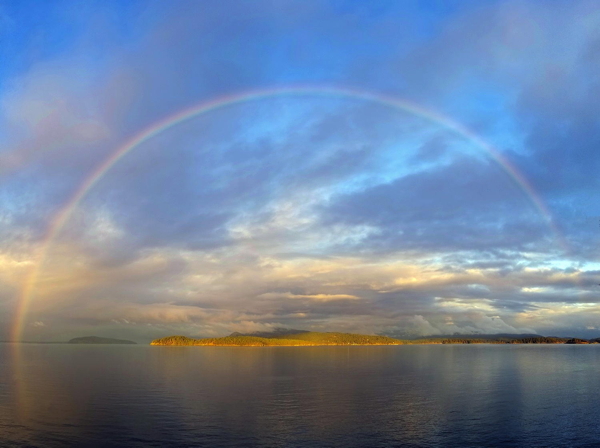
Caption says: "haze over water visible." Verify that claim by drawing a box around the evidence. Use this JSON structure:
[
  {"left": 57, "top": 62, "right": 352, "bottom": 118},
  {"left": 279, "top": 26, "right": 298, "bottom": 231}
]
[{"left": 3, "top": 344, "right": 600, "bottom": 447}]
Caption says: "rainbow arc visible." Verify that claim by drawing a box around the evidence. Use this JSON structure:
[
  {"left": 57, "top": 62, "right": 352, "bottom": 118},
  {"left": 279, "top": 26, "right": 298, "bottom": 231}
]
[{"left": 12, "top": 86, "right": 568, "bottom": 341}]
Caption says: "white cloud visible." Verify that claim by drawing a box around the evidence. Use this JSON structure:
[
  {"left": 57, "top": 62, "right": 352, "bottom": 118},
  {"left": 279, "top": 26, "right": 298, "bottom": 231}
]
[{"left": 258, "top": 292, "right": 361, "bottom": 302}]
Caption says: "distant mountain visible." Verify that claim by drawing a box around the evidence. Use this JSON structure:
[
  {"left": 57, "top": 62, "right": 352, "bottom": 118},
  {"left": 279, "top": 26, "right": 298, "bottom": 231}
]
[
  {"left": 229, "top": 328, "right": 310, "bottom": 338},
  {"left": 411, "top": 333, "right": 545, "bottom": 340},
  {"left": 68, "top": 336, "right": 136, "bottom": 344}
]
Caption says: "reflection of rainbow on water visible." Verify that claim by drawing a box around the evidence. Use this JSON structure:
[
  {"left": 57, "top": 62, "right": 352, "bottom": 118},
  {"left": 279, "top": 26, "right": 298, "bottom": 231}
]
[{"left": 11, "top": 86, "right": 569, "bottom": 342}]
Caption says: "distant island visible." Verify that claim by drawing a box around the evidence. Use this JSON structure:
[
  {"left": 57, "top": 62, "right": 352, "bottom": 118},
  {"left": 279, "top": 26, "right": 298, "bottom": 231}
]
[
  {"left": 150, "top": 329, "right": 600, "bottom": 346},
  {"left": 69, "top": 336, "right": 136, "bottom": 344}
]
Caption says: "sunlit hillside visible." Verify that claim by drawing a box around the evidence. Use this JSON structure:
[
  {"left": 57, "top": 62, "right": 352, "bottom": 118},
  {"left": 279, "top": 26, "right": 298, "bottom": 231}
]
[{"left": 151, "top": 332, "right": 405, "bottom": 346}]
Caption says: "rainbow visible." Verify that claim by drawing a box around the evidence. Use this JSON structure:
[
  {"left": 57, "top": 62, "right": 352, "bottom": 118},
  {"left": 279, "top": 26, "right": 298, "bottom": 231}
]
[{"left": 12, "top": 86, "right": 567, "bottom": 341}]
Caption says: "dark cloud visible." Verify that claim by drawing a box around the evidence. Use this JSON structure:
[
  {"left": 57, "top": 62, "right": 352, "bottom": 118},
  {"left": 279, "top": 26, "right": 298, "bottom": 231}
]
[{"left": 321, "top": 155, "right": 553, "bottom": 254}]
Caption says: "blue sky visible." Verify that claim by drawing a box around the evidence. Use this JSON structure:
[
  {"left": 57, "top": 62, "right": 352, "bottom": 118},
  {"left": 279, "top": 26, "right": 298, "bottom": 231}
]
[{"left": 1, "top": 0, "right": 599, "bottom": 341}]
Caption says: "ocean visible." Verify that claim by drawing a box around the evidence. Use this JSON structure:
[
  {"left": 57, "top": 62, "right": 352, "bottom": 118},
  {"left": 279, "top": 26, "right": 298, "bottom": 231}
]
[{"left": 1, "top": 343, "right": 599, "bottom": 447}]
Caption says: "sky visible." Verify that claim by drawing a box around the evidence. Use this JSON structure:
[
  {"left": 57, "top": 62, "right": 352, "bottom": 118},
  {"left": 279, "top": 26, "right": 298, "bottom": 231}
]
[{"left": 1, "top": 0, "right": 599, "bottom": 342}]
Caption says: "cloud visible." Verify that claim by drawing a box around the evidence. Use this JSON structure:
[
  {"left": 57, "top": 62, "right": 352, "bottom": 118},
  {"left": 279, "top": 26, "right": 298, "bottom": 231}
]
[
  {"left": 2, "top": 0, "right": 599, "bottom": 341},
  {"left": 259, "top": 292, "right": 360, "bottom": 302}
]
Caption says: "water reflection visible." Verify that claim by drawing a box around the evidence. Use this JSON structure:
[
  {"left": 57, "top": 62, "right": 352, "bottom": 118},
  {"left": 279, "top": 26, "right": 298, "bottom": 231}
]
[{"left": 3, "top": 344, "right": 600, "bottom": 447}]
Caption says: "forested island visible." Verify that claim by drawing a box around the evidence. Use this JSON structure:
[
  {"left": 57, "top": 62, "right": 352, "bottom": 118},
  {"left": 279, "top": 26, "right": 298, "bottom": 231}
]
[
  {"left": 151, "top": 332, "right": 401, "bottom": 346},
  {"left": 150, "top": 330, "right": 600, "bottom": 346}
]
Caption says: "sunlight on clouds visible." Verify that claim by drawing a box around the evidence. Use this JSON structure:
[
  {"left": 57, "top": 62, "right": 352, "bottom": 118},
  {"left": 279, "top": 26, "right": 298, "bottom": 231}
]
[
  {"left": 258, "top": 292, "right": 361, "bottom": 302},
  {"left": 435, "top": 297, "right": 498, "bottom": 313},
  {"left": 0, "top": 253, "right": 34, "bottom": 269},
  {"left": 0, "top": 252, "right": 34, "bottom": 289},
  {"left": 521, "top": 287, "right": 552, "bottom": 293},
  {"left": 513, "top": 301, "right": 600, "bottom": 336},
  {"left": 383, "top": 265, "right": 488, "bottom": 291},
  {"left": 21, "top": 231, "right": 598, "bottom": 339}
]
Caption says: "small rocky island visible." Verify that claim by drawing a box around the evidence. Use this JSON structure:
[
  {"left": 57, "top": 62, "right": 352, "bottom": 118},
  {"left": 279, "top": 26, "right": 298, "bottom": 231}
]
[{"left": 69, "top": 336, "right": 136, "bottom": 344}]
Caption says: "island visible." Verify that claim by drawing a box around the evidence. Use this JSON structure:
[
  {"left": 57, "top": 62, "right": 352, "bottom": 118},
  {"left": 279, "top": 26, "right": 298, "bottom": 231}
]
[
  {"left": 150, "top": 329, "right": 600, "bottom": 346},
  {"left": 151, "top": 330, "right": 402, "bottom": 346},
  {"left": 69, "top": 336, "right": 137, "bottom": 344}
]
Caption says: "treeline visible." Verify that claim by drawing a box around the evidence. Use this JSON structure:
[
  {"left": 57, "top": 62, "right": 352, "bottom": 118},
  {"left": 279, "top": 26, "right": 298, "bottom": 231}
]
[
  {"left": 409, "top": 338, "right": 507, "bottom": 344},
  {"left": 509, "top": 337, "right": 566, "bottom": 344},
  {"left": 409, "top": 337, "right": 569, "bottom": 344},
  {"left": 151, "top": 335, "right": 315, "bottom": 346},
  {"left": 274, "top": 332, "right": 403, "bottom": 345}
]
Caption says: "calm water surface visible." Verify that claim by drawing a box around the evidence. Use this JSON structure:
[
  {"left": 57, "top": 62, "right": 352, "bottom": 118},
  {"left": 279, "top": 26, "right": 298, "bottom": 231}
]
[{"left": 1, "top": 344, "right": 600, "bottom": 447}]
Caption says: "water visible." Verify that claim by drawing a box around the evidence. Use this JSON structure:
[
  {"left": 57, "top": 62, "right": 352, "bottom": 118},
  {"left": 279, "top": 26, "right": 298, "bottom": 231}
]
[{"left": 1, "top": 344, "right": 600, "bottom": 447}]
